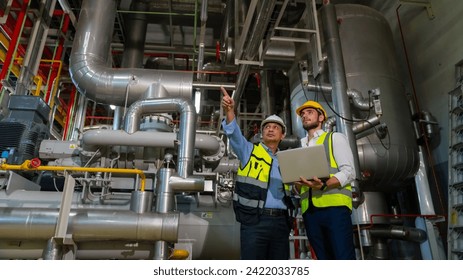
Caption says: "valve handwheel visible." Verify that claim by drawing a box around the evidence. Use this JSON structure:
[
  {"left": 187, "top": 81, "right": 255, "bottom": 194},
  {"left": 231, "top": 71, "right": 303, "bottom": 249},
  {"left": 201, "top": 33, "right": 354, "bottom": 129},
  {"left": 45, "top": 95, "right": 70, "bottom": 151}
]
[{"left": 30, "top": 158, "right": 42, "bottom": 168}]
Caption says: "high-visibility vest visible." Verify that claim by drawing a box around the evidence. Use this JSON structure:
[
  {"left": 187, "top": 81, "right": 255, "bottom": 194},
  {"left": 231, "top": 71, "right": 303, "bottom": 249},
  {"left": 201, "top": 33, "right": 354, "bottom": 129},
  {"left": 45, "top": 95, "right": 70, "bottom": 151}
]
[
  {"left": 234, "top": 143, "right": 291, "bottom": 225},
  {"left": 300, "top": 132, "right": 352, "bottom": 214}
]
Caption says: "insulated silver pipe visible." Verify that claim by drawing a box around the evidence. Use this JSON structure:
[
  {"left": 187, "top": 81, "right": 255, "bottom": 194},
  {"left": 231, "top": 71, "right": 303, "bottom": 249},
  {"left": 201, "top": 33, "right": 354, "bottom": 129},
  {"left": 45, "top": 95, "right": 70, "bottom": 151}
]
[
  {"left": 0, "top": 208, "right": 179, "bottom": 243},
  {"left": 321, "top": 3, "right": 361, "bottom": 198},
  {"left": 305, "top": 82, "right": 332, "bottom": 93},
  {"left": 69, "top": 0, "right": 193, "bottom": 106},
  {"left": 81, "top": 130, "right": 223, "bottom": 157},
  {"left": 0, "top": 190, "right": 130, "bottom": 209},
  {"left": 124, "top": 98, "right": 196, "bottom": 178},
  {"left": 347, "top": 89, "right": 373, "bottom": 111},
  {"left": 320, "top": 3, "right": 355, "bottom": 140},
  {"left": 121, "top": 0, "right": 148, "bottom": 69}
]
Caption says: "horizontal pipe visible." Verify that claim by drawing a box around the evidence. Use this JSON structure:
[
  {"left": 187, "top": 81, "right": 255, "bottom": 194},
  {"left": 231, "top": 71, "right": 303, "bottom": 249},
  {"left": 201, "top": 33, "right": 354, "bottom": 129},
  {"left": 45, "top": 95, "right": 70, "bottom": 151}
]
[
  {"left": 81, "top": 129, "right": 223, "bottom": 157},
  {"left": 0, "top": 160, "right": 147, "bottom": 191},
  {"left": 192, "top": 81, "right": 235, "bottom": 90},
  {"left": 369, "top": 225, "right": 427, "bottom": 243},
  {"left": 0, "top": 208, "right": 179, "bottom": 242},
  {"left": 0, "top": 189, "right": 129, "bottom": 209},
  {"left": 169, "top": 175, "right": 205, "bottom": 192}
]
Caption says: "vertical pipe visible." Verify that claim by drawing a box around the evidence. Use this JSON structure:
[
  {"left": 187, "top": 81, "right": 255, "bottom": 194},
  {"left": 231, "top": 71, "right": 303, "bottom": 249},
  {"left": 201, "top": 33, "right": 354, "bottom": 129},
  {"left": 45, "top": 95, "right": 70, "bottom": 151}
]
[
  {"left": 260, "top": 70, "right": 271, "bottom": 117},
  {"left": 69, "top": 93, "right": 87, "bottom": 141},
  {"left": 121, "top": 1, "right": 148, "bottom": 69},
  {"left": 154, "top": 167, "right": 175, "bottom": 260},
  {"left": 320, "top": 2, "right": 361, "bottom": 199},
  {"left": 116, "top": 0, "right": 150, "bottom": 130},
  {"left": 112, "top": 106, "right": 122, "bottom": 130}
]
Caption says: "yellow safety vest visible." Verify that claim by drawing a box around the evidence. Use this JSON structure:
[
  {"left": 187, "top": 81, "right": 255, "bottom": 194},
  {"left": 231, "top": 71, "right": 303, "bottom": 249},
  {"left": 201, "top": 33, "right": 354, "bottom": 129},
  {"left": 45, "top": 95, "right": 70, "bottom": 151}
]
[
  {"left": 300, "top": 132, "right": 352, "bottom": 214},
  {"left": 234, "top": 143, "right": 291, "bottom": 225}
]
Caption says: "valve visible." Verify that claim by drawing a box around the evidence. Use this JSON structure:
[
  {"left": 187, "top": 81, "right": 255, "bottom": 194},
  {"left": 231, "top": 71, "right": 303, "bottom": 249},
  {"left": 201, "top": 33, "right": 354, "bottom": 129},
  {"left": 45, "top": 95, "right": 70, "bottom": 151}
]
[{"left": 30, "top": 158, "right": 42, "bottom": 168}]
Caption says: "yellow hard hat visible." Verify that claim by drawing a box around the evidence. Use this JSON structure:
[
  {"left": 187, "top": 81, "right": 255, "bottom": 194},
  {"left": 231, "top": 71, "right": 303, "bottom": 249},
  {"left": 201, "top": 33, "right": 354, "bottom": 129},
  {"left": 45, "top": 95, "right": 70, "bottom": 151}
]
[{"left": 296, "top": 100, "right": 327, "bottom": 120}]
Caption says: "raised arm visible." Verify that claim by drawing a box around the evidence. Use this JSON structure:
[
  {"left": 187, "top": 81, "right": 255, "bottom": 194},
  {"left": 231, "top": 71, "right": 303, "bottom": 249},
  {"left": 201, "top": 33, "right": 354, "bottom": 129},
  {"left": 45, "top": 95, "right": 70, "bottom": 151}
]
[{"left": 221, "top": 87, "right": 236, "bottom": 124}]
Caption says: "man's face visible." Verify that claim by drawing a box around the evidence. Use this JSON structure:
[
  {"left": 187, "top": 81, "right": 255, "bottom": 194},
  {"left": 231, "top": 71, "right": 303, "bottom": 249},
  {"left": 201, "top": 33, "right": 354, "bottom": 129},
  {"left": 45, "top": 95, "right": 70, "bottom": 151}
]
[
  {"left": 262, "top": 122, "right": 285, "bottom": 144},
  {"left": 300, "top": 108, "right": 323, "bottom": 131}
]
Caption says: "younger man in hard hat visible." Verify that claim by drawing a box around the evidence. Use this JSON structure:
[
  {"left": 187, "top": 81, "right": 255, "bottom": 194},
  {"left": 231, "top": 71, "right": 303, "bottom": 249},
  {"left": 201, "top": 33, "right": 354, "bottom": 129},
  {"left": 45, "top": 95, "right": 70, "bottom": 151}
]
[
  {"left": 221, "top": 87, "right": 293, "bottom": 260},
  {"left": 295, "top": 100, "right": 356, "bottom": 260}
]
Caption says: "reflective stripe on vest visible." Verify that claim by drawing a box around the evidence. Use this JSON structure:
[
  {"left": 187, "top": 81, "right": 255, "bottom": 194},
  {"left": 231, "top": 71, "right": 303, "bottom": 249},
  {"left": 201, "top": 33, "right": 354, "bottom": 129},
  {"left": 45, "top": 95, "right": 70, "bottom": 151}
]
[
  {"left": 300, "top": 132, "right": 352, "bottom": 213},
  {"left": 234, "top": 143, "right": 291, "bottom": 210},
  {"left": 235, "top": 176, "right": 268, "bottom": 189},
  {"left": 233, "top": 192, "right": 266, "bottom": 208}
]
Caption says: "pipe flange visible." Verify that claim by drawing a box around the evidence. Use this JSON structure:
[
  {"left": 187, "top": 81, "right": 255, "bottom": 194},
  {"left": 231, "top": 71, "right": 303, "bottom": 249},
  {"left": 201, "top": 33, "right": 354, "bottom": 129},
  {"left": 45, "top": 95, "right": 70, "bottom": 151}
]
[
  {"left": 202, "top": 135, "right": 225, "bottom": 162},
  {"left": 140, "top": 114, "right": 174, "bottom": 132}
]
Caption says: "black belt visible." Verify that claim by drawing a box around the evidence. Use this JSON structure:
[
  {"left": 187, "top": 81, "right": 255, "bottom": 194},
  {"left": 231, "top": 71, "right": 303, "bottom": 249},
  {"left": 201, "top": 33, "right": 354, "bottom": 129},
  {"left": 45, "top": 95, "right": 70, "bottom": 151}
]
[{"left": 262, "top": 208, "right": 287, "bottom": 216}]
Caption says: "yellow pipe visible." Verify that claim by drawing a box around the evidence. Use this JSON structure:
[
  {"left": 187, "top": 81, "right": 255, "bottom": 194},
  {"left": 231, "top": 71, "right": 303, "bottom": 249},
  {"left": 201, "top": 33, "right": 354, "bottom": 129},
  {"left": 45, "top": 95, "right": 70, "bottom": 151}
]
[
  {"left": 33, "top": 75, "right": 43, "bottom": 96},
  {"left": 41, "top": 59, "right": 63, "bottom": 109},
  {"left": 1, "top": 160, "right": 147, "bottom": 191}
]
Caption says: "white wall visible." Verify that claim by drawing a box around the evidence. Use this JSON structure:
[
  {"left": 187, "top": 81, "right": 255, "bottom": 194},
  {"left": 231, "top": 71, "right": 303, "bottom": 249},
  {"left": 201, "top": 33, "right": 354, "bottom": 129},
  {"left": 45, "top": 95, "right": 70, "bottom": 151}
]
[{"left": 376, "top": 0, "right": 463, "bottom": 192}]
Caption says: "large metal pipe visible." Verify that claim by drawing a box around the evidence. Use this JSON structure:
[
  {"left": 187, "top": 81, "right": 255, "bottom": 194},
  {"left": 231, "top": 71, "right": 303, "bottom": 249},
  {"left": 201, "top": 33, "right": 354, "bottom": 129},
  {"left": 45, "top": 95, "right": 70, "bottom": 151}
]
[
  {"left": 320, "top": 3, "right": 361, "bottom": 198},
  {"left": 369, "top": 226, "right": 427, "bottom": 243},
  {"left": 81, "top": 130, "right": 223, "bottom": 157},
  {"left": 0, "top": 190, "right": 129, "bottom": 209},
  {"left": 121, "top": 0, "right": 149, "bottom": 69},
  {"left": 124, "top": 98, "right": 196, "bottom": 178},
  {"left": 69, "top": 0, "right": 193, "bottom": 106},
  {"left": 0, "top": 208, "right": 179, "bottom": 242},
  {"left": 320, "top": 3, "right": 358, "bottom": 158}
]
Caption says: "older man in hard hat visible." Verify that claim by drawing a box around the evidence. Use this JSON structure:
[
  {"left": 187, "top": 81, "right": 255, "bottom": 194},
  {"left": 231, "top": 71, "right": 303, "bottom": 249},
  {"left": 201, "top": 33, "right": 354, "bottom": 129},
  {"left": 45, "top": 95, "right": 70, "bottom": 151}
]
[
  {"left": 295, "top": 100, "right": 356, "bottom": 260},
  {"left": 221, "top": 87, "right": 293, "bottom": 260}
]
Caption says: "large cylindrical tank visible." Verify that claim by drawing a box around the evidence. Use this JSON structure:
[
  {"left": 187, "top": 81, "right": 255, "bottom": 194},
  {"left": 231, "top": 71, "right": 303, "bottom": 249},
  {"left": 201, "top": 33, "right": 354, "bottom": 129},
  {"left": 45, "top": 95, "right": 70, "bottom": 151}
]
[{"left": 290, "top": 4, "right": 419, "bottom": 191}]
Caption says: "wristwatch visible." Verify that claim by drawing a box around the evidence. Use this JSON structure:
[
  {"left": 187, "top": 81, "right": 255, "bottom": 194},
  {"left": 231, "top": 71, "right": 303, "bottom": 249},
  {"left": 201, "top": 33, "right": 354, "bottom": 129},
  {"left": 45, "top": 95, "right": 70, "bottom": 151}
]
[{"left": 320, "top": 183, "right": 328, "bottom": 191}]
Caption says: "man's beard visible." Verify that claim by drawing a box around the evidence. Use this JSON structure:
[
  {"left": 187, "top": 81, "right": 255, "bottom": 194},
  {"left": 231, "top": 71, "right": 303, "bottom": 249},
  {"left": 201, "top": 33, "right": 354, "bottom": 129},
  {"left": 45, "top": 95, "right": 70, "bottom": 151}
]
[{"left": 302, "top": 122, "right": 318, "bottom": 131}]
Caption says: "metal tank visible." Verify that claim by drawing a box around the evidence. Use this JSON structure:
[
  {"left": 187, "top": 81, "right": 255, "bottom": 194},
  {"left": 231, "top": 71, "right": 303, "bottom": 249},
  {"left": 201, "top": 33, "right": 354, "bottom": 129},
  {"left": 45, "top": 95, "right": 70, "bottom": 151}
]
[
  {"left": 337, "top": 4, "right": 419, "bottom": 191},
  {"left": 291, "top": 4, "right": 419, "bottom": 192}
]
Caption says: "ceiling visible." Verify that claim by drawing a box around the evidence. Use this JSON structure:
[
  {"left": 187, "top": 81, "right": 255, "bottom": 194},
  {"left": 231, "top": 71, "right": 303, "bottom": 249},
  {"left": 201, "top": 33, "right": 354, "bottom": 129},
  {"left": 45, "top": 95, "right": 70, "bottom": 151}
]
[{"left": 1, "top": 0, "right": 393, "bottom": 134}]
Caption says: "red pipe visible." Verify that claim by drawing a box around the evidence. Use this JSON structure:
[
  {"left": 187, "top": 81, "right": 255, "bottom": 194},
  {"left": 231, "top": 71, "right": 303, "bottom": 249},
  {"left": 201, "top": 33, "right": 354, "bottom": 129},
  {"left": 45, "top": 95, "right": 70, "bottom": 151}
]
[{"left": 0, "top": 0, "right": 29, "bottom": 92}]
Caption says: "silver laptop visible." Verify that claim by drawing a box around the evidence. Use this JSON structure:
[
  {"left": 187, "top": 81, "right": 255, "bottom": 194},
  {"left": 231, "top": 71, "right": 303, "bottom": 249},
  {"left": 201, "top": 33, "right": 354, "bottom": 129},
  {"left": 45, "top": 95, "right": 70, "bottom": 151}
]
[{"left": 276, "top": 145, "right": 330, "bottom": 184}]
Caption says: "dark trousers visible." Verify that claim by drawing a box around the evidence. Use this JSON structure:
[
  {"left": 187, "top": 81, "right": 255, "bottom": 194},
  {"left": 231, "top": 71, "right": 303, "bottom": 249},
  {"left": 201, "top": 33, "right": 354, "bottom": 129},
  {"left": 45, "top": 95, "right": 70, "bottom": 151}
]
[
  {"left": 240, "top": 214, "right": 290, "bottom": 260},
  {"left": 302, "top": 206, "right": 356, "bottom": 260}
]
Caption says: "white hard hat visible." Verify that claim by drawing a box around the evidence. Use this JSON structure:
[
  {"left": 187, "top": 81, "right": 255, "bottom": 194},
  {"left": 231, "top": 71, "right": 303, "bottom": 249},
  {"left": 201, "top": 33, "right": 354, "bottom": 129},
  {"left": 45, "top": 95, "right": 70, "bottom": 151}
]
[{"left": 261, "top": 114, "right": 286, "bottom": 134}]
